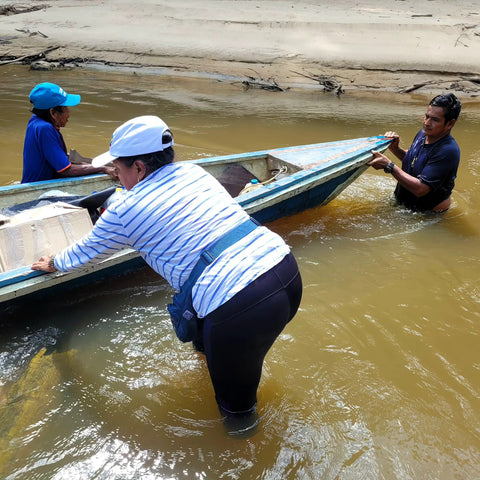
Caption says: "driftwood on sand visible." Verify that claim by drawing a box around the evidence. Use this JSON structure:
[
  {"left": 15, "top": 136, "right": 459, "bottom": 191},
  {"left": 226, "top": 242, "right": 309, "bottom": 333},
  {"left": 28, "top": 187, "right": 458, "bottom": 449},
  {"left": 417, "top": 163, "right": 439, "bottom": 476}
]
[
  {"left": 397, "top": 76, "right": 480, "bottom": 94},
  {"left": 0, "top": 5, "right": 48, "bottom": 16},
  {"left": 292, "top": 69, "right": 480, "bottom": 96},
  {"left": 0, "top": 46, "right": 60, "bottom": 66},
  {"left": 292, "top": 71, "right": 345, "bottom": 96},
  {"left": 239, "top": 70, "right": 287, "bottom": 92}
]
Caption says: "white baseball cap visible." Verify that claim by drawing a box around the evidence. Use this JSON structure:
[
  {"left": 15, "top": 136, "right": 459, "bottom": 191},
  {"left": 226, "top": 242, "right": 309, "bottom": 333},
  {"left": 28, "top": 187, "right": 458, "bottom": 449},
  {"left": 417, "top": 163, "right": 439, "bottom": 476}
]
[{"left": 92, "top": 115, "right": 174, "bottom": 167}]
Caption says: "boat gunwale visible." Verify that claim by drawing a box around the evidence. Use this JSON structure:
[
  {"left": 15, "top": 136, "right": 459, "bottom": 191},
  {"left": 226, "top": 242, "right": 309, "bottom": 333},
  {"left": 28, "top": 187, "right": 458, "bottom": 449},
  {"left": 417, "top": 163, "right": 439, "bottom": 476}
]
[
  {"left": 0, "top": 135, "right": 391, "bottom": 304},
  {"left": 1, "top": 136, "right": 390, "bottom": 207},
  {"left": 0, "top": 173, "right": 109, "bottom": 195},
  {"left": 234, "top": 136, "right": 391, "bottom": 205}
]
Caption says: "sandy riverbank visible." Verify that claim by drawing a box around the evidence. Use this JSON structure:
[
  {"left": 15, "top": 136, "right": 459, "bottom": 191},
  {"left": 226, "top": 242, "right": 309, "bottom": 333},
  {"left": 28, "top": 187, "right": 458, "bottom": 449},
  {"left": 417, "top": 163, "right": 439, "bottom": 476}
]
[{"left": 1, "top": 0, "right": 480, "bottom": 98}]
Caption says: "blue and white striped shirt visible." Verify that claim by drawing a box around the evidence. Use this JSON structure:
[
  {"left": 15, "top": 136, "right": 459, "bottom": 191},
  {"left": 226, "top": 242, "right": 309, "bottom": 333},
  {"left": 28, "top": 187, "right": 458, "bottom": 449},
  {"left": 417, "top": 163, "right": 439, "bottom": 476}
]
[{"left": 54, "top": 162, "right": 290, "bottom": 317}]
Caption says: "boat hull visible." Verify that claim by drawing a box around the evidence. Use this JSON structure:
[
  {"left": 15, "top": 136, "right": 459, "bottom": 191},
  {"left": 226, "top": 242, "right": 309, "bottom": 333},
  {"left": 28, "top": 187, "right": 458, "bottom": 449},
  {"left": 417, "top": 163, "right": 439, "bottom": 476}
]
[
  {"left": 0, "top": 136, "right": 390, "bottom": 306},
  {"left": 249, "top": 165, "right": 366, "bottom": 224}
]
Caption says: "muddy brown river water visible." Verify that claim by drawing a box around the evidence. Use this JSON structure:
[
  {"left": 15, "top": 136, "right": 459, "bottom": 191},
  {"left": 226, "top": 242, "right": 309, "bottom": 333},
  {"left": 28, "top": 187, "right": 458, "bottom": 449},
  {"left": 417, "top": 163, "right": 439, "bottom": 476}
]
[{"left": 1, "top": 65, "right": 480, "bottom": 479}]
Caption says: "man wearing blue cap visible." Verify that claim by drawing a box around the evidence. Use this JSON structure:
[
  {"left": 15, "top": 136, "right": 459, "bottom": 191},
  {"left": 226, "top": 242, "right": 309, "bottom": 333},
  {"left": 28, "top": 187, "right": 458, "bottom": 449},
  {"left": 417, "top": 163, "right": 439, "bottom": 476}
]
[{"left": 22, "top": 82, "right": 114, "bottom": 183}]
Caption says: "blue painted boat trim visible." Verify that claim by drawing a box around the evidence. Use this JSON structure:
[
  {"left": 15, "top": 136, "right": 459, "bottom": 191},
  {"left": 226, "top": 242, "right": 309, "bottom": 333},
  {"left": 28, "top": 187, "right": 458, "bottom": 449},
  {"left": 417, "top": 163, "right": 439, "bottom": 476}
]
[
  {"left": 0, "top": 266, "right": 46, "bottom": 288},
  {"left": 2, "top": 256, "right": 146, "bottom": 308},
  {"left": 0, "top": 173, "right": 107, "bottom": 194},
  {"left": 189, "top": 135, "right": 388, "bottom": 168},
  {"left": 0, "top": 136, "right": 390, "bottom": 302},
  {"left": 235, "top": 136, "right": 390, "bottom": 206}
]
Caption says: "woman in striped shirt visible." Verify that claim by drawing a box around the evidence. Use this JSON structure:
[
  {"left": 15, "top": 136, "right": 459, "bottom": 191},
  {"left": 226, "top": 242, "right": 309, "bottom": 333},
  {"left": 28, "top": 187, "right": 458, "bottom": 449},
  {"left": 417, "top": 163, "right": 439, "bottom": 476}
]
[{"left": 33, "top": 115, "right": 302, "bottom": 435}]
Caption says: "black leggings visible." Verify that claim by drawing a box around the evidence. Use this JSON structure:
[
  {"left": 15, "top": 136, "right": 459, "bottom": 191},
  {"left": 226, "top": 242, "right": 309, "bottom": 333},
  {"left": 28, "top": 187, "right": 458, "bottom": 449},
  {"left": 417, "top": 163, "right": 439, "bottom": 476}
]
[{"left": 201, "top": 253, "right": 302, "bottom": 413}]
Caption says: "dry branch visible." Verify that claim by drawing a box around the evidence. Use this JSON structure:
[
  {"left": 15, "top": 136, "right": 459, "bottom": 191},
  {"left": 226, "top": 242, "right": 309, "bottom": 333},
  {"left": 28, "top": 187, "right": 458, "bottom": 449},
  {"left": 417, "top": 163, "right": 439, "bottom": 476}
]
[
  {"left": 397, "top": 81, "right": 436, "bottom": 94},
  {"left": 291, "top": 70, "right": 345, "bottom": 95},
  {"left": 15, "top": 28, "right": 48, "bottom": 38},
  {"left": 240, "top": 70, "right": 287, "bottom": 92},
  {"left": 398, "top": 76, "right": 480, "bottom": 94},
  {"left": 0, "top": 46, "right": 60, "bottom": 66}
]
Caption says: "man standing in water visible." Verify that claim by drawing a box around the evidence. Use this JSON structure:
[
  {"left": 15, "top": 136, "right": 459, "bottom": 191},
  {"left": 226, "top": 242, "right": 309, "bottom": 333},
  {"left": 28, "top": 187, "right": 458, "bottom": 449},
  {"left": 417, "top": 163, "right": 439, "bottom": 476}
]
[{"left": 368, "top": 93, "right": 461, "bottom": 212}]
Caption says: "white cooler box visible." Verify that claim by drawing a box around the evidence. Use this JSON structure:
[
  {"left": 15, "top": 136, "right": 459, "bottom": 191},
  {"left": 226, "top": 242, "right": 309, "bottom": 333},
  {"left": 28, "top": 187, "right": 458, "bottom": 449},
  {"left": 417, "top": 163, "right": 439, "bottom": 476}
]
[{"left": 0, "top": 203, "right": 93, "bottom": 273}]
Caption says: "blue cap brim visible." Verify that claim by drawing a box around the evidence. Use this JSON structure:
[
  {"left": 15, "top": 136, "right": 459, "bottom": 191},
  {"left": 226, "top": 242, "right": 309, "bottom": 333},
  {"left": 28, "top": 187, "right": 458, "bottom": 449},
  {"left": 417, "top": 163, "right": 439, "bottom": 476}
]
[{"left": 61, "top": 94, "right": 81, "bottom": 107}]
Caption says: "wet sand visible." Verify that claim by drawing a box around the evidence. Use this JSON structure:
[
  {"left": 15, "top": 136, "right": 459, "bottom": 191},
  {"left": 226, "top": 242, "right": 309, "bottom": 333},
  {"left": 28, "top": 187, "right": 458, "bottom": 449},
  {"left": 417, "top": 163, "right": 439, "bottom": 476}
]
[{"left": 1, "top": 0, "right": 480, "bottom": 97}]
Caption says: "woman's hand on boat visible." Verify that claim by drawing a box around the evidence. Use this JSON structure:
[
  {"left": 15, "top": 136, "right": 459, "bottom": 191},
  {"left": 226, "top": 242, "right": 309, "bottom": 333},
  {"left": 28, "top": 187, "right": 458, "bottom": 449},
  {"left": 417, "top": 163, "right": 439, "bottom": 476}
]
[{"left": 32, "top": 256, "right": 57, "bottom": 273}]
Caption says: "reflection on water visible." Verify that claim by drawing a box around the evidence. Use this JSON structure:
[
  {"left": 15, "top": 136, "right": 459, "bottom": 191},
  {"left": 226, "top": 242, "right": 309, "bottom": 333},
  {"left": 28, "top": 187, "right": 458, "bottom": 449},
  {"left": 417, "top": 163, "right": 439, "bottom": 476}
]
[{"left": 1, "top": 65, "right": 480, "bottom": 479}]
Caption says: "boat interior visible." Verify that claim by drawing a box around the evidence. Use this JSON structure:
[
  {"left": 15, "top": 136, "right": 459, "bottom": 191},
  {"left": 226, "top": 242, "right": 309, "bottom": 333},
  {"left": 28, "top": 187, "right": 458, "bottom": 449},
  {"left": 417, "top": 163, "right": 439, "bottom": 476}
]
[
  {"left": 0, "top": 154, "right": 303, "bottom": 232},
  {"left": 204, "top": 153, "right": 302, "bottom": 197}
]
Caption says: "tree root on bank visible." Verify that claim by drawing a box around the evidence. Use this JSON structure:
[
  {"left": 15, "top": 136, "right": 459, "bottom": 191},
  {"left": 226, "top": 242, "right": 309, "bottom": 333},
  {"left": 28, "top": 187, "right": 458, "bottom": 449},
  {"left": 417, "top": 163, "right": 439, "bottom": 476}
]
[
  {"left": 238, "top": 70, "right": 287, "bottom": 92},
  {"left": 292, "top": 69, "right": 480, "bottom": 96},
  {"left": 291, "top": 70, "right": 345, "bottom": 95},
  {"left": 0, "top": 46, "right": 60, "bottom": 66}
]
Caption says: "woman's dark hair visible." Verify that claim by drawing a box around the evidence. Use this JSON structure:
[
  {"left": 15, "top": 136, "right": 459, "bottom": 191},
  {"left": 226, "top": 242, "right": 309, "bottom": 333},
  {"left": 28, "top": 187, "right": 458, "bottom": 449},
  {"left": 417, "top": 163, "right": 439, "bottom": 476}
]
[
  {"left": 31, "top": 105, "right": 65, "bottom": 125},
  {"left": 429, "top": 93, "right": 461, "bottom": 123},
  {"left": 117, "top": 131, "right": 175, "bottom": 176}
]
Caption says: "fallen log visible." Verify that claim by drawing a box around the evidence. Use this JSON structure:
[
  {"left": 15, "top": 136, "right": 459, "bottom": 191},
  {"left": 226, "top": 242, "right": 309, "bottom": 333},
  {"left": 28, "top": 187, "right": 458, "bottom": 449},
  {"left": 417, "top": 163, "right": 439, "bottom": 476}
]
[
  {"left": 397, "top": 81, "right": 436, "bottom": 94},
  {"left": 398, "top": 77, "right": 480, "bottom": 94},
  {"left": 0, "top": 46, "right": 60, "bottom": 66},
  {"left": 0, "top": 4, "right": 48, "bottom": 16}
]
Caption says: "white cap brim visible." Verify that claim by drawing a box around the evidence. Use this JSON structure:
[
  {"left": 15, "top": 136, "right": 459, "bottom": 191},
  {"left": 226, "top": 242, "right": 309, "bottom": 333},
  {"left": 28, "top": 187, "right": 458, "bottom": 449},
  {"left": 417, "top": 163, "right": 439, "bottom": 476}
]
[
  {"left": 92, "top": 116, "right": 174, "bottom": 168},
  {"left": 92, "top": 151, "right": 116, "bottom": 167}
]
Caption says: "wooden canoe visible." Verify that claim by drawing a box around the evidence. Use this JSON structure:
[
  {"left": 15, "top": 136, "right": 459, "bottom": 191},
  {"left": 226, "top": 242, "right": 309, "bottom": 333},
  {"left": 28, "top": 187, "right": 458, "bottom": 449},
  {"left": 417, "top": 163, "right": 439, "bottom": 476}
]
[{"left": 0, "top": 135, "right": 390, "bottom": 306}]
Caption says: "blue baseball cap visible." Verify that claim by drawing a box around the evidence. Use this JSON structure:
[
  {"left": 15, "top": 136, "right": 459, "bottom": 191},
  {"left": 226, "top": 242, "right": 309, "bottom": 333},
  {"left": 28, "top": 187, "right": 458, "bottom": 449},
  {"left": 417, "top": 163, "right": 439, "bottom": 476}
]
[{"left": 29, "top": 82, "right": 81, "bottom": 109}]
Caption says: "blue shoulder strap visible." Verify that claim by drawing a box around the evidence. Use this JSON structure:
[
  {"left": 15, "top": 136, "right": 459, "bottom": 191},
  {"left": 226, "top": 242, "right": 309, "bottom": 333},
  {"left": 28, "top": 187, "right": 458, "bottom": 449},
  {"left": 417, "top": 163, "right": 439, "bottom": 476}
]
[{"left": 187, "top": 217, "right": 259, "bottom": 286}]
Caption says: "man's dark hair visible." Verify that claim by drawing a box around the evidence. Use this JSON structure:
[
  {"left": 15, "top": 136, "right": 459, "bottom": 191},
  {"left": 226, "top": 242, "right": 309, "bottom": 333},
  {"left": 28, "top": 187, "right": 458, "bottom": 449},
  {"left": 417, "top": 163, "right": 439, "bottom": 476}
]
[
  {"left": 31, "top": 105, "right": 65, "bottom": 125},
  {"left": 429, "top": 93, "right": 462, "bottom": 123},
  {"left": 117, "top": 131, "right": 175, "bottom": 176}
]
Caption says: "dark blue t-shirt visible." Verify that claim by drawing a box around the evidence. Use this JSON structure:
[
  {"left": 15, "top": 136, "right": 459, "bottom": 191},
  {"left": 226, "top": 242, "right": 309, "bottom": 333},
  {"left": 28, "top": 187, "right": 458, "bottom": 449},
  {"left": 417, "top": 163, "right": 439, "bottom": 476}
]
[
  {"left": 394, "top": 130, "right": 460, "bottom": 211},
  {"left": 22, "top": 115, "right": 71, "bottom": 183}
]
